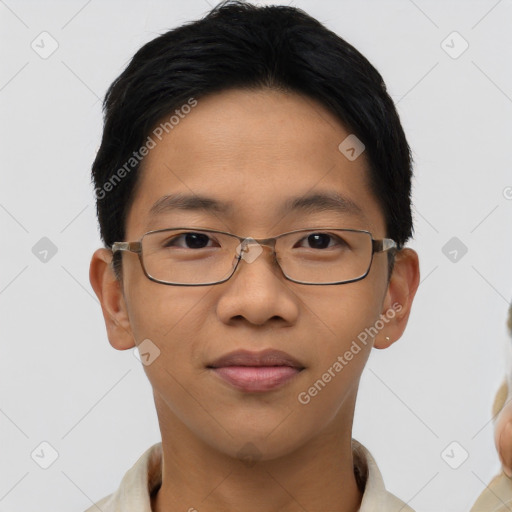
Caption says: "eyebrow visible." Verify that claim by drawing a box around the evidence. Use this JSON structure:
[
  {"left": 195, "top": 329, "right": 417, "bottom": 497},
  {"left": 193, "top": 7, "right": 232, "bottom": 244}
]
[{"left": 148, "top": 191, "right": 365, "bottom": 220}]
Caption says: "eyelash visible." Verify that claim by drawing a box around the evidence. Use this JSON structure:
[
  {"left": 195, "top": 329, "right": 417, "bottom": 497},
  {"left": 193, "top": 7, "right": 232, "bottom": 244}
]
[{"left": 162, "top": 231, "right": 347, "bottom": 250}]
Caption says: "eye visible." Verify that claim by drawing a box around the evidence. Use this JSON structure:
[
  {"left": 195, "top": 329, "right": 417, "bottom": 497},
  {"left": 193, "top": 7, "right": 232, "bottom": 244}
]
[
  {"left": 162, "top": 232, "right": 218, "bottom": 249},
  {"left": 295, "top": 232, "right": 349, "bottom": 250}
]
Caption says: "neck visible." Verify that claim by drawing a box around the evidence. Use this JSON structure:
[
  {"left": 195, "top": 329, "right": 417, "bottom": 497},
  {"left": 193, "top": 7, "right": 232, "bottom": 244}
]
[{"left": 151, "top": 394, "right": 363, "bottom": 512}]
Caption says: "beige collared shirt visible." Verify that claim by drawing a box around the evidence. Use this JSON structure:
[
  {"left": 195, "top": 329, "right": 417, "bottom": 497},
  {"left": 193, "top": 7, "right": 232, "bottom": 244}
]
[
  {"left": 470, "top": 471, "right": 512, "bottom": 512},
  {"left": 84, "top": 439, "right": 413, "bottom": 512},
  {"left": 470, "top": 377, "right": 512, "bottom": 511}
]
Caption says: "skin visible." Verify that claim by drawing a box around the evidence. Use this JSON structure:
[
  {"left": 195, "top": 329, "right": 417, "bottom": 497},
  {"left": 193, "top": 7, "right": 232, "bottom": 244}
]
[
  {"left": 496, "top": 390, "right": 512, "bottom": 477},
  {"left": 495, "top": 309, "right": 512, "bottom": 478},
  {"left": 90, "top": 87, "right": 420, "bottom": 512}
]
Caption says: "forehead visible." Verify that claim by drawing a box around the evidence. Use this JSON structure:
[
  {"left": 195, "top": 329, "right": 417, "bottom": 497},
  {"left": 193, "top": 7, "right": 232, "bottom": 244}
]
[{"left": 125, "top": 88, "right": 385, "bottom": 237}]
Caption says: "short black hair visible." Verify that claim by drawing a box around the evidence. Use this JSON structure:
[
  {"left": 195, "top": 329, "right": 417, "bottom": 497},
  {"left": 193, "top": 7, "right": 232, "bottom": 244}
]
[{"left": 91, "top": 0, "right": 414, "bottom": 280}]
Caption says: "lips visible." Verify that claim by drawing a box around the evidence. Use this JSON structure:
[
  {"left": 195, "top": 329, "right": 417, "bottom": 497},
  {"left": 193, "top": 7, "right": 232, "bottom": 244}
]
[
  {"left": 207, "top": 349, "right": 305, "bottom": 393},
  {"left": 208, "top": 349, "right": 304, "bottom": 369}
]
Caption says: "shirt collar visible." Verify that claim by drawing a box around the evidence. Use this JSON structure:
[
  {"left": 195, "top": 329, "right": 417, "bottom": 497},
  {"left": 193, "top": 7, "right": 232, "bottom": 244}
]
[{"left": 92, "top": 439, "right": 413, "bottom": 512}]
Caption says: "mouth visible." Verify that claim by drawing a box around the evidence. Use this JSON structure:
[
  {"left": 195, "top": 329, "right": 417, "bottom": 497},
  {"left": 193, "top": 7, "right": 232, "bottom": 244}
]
[{"left": 207, "top": 349, "right": 305, "bottom": 393}]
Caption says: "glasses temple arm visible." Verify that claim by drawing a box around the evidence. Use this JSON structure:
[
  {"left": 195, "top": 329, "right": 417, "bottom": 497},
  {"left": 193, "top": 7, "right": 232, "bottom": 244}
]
[
  {"left": 372, "top": 238, "right": 398, "bottom": 253},
  {"left": 112, "top": 241, "right": 142, "bottom": 254}
]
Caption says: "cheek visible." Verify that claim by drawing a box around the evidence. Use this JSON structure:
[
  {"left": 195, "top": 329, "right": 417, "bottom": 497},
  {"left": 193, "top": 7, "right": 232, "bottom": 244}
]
[
  {"left": 292, "top": 283, "right": 385, "bottom": 426},
  {"left": 302, "top": 278, "right": 385, "bottom": 384},
  {"left": 126, "top": 286, "right": 212, "bottom": 425},
  {"left": 312, "top": 296, "right": 377, "bottom": 369},
  {"left": 124, "top": 269, "right": 210, "bottom": 344},
  {"left": 124, "top": 279, "right": 214, "bottom": 402},
  {"left": 306, "top": 275, "right": 386, "bottom": 348}
]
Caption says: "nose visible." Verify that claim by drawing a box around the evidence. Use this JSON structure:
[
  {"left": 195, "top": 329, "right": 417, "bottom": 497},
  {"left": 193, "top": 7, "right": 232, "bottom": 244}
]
[{"left": 215, "top": 243, "right": 299, "bottom": 327}]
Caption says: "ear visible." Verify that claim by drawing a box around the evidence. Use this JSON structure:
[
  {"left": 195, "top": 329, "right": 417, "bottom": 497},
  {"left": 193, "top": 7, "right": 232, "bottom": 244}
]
[
  {"left": 89, "top": 248, "right": 136, "bottom": 351},
  {"left": 374, "top": 248, "right": 420, "bottom": 349}
]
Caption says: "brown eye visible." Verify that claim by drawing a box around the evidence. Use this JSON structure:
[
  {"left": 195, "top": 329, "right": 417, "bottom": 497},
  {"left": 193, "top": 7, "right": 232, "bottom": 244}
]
[
  {"left": 295, "top": 232, "right": 348, "bottom": 250},
  {"left": 162, "top": 232, "right": 216, "bottom": 249}
]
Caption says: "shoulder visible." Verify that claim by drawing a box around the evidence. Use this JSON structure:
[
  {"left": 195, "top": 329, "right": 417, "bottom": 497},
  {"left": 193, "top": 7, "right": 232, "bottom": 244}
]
[
  {"left": 353, "top": 438, "right": 415, "bottom": 512},
  {"left": 471, "top": 471, "right": 512, "bottom": 512},
  {"left": 82, "top": 442, "right": 163, "bottom": 512}
]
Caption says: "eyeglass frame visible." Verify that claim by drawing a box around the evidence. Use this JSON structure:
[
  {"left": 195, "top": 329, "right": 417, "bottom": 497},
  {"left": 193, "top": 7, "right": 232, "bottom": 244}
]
[{"left": 111, "top": 226, "right": 398, "bottom": 286}]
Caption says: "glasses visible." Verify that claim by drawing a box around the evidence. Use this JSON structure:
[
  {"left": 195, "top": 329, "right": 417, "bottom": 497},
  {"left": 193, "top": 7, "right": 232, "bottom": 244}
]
[{"left": 112, "top": 227, "right": 397, "bottom": 286}]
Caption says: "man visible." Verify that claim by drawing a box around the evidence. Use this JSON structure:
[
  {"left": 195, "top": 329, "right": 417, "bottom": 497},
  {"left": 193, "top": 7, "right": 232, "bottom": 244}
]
[{"left": 87, "top": 1, "right": 420, "bottom": 511}]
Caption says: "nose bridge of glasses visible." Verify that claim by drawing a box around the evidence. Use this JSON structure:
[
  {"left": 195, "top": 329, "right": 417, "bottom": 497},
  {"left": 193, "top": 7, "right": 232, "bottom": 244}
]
[
  {"left": 234, "top": 235, "right": 278, "bottom": 265},
  {"left": 242, "top": 235, "right": 277, "bottom": 250}
]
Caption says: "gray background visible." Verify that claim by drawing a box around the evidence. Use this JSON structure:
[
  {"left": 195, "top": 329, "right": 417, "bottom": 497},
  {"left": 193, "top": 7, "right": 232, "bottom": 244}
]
[{"left": 1, "top": 1, "right": 512, "bottom": 511}]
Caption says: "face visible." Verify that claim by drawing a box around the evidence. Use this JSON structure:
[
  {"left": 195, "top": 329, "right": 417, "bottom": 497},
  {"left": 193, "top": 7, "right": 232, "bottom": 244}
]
[{"left": 91, "top": 87, "right": 418, "bottom": 461}]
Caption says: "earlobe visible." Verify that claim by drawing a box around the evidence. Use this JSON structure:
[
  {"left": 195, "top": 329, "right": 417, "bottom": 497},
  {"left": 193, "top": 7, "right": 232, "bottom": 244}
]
[
  {"left": 374, "top": 248, "right": 420, "bottom": 349},
  {"left": 89, "top": 248, "right": 136, "bottom": 351}
]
